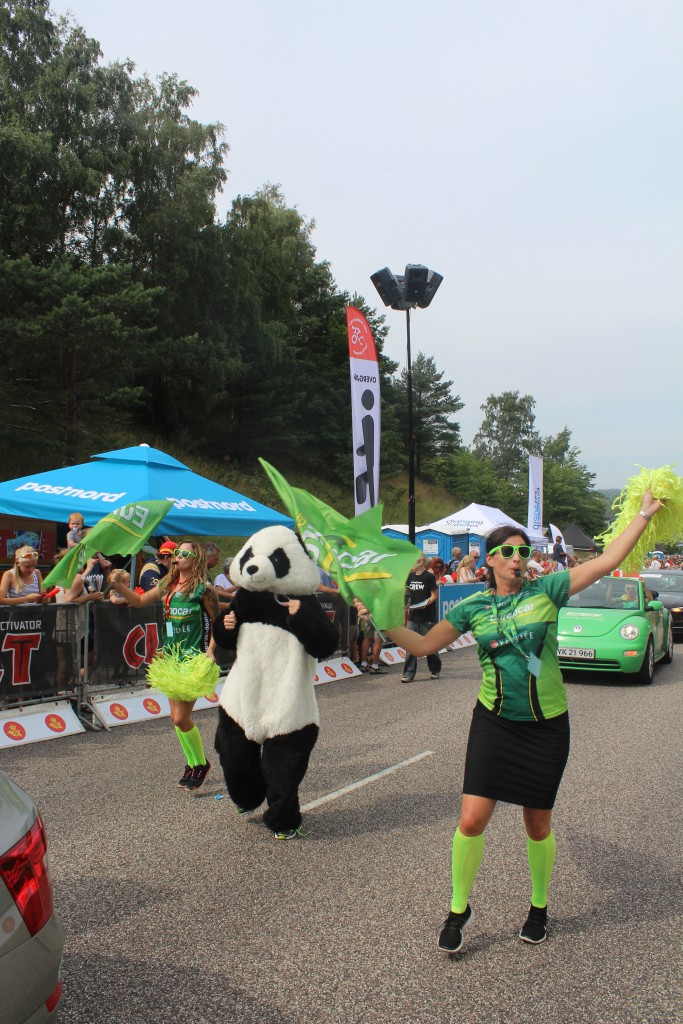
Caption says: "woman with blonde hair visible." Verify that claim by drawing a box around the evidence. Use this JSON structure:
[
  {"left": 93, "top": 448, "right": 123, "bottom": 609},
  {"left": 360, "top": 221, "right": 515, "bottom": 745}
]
[
  {"left": 0, "top": 546, "right": 47, "bottom": 605},
  {"left": 110, "top": 540, "right": 219, "bottom": 792},
  {"left": 456, "top": 554, "right": 478, "bottom": 584}
]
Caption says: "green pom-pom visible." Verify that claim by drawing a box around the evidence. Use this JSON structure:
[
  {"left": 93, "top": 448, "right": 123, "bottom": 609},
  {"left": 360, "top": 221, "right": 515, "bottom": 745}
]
[
  {"left": 595, "top": 465, "right": 683, "bottom": 572},
  {"left": 146, "top": 645, "right": 220, "bottom": 702}
]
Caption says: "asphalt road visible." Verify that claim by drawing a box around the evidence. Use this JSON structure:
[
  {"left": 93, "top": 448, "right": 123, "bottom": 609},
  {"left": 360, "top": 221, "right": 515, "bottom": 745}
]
[{"left": 3, "top": 648, "right": 682, "bottom": 1024}]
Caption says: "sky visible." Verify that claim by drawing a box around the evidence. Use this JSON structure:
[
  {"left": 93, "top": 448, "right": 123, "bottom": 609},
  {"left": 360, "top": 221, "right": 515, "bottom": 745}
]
[{"left": 50, "top": 0, "right": 683, "bottom": 489}]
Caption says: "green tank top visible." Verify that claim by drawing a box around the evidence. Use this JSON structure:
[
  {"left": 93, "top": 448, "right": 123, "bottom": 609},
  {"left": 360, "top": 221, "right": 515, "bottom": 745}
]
[
  {"left": 163, "top": 582, "right": 210, "bottom": 658},
  {"left": 446, "top": 571, "right": 571, "bottom": 721}
]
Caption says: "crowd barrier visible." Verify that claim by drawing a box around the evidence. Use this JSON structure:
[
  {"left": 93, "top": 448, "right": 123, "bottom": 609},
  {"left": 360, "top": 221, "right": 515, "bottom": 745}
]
[{"left": 0, "top": 585, "right": 479, "bottom": 747}]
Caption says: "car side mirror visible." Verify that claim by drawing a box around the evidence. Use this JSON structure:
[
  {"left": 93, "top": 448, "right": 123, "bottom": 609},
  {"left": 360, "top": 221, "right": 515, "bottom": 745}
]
[{"left": 647, "top": 600, "right": 663, "bottom": 610}]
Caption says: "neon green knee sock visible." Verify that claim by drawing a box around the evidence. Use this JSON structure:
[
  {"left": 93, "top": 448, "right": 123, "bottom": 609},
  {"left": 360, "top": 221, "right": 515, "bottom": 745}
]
[
  {"left": 527, "top": 831, "right": 556, "bottom": 908},
  {"left": 451, "top": 828, "right": 485, "bottom": 913},
  {"left": 183, "top": 724, "right": 206, "bottom": 767},
  {"left": 175, "top": 725, "right": 197, "bottom": 767}
]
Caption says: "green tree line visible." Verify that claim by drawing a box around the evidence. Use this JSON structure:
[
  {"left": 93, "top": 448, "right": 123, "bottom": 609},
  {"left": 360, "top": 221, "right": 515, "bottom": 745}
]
[{"left": 0, "top": 1, "right": 608, "bottom": 538}]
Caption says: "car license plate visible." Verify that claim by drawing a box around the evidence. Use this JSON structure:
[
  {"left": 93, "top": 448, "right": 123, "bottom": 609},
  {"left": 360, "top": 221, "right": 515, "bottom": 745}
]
[{"left": 558, "top": 647, "right": 595, "bottom": 659}]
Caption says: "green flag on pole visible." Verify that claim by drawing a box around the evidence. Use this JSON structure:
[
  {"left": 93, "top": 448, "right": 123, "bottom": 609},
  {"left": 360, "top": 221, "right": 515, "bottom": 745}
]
[
  {"left": 42, "top": 499, "right": 175, "bottom": 591},
  {"left": 259, "top": 459, "right": 420, "bottom": 629}
]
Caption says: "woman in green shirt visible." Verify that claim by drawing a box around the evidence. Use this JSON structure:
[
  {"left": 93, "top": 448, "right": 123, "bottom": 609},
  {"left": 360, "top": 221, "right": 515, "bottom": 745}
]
[
  {"left": 355, "top": 489, "right": 662, "bottom": 953},
  {"left": 111, "top": 540, "right": 219, "bottom": 793}
]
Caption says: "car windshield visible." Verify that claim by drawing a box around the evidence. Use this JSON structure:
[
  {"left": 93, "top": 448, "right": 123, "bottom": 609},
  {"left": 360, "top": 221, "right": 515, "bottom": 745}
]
[
  {"left": 567, "top": 578, "right": 642, "bottom": 609},
  {"left": 640, "top": 574, "right": 683, "bottom": 595}
]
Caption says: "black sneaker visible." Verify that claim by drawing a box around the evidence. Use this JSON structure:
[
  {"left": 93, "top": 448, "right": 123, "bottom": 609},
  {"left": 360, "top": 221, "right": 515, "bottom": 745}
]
[
  {"left": 437, "top": 905, "right": 473, "bottom": 952},
  {"left": 177, "top": 764, "right": 193, "bottom": 788},
  {"left": 401, "top": 675, "right": 415, "bottom": 683},
  {"left": 370, "top": 664, "right": 387, "bottom": 674},
  {"left": 185, "top": 760, "right": 211, "bottom": 792},
  {"left": 430, "top": 672, "right": 440, "bottom": 679},
  {"left": 519, "top": 904, "right": 548, "bottom": 944}
]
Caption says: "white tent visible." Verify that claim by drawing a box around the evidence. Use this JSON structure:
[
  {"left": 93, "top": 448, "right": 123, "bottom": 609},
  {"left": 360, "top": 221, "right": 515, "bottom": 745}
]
[{"left": 427, "top": 502, "right": 546, "bottom": 546}]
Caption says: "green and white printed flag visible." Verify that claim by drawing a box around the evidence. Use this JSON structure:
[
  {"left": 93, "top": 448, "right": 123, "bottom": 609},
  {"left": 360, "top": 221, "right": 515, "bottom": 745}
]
[
  {"left": 42, "top": 499, "right": 175, "bottom": 591},
  {"left": 259, "top": 459, "right": 420, "bottom": 629}
]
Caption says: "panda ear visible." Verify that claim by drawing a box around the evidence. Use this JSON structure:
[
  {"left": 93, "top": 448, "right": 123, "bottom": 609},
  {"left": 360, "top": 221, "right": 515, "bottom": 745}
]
[{"left": 239, "top": 546, "right": 254, "bottom": 574}]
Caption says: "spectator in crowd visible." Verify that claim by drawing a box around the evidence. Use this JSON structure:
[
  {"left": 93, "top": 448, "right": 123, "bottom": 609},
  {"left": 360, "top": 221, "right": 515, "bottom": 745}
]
[
  {"left": 66, "top": 512, "right": 88, "bottom": 549},
  {"left": 138, "top": 541, "right": 175, "bottom": 592},
  {"left": 447, "top": 547, "right": 462, "bottom": 575},
  {"left": 359, "top": 617, "right": 387, "bottom": 674},
  {"left": 214, "top": 557, "right": 237, "bottom": 600},
  {"left": 204, "top": 542, "right": 221, "bottom": 583},
  {"left": 51, "top": 549, "right": 104, "bottom": 689},
  {"left": 456, "top": 554, "right": 478, "bottom": 583},
  {"left": 108, "top": 571, "right": 130, "bottom": 605},
  {"left": 552, "top": 536, "right": 567, "bottom": 567},
  {"left": 81, "top": 551, "right": 114, "bottom": 593},
  {"left": 0, "top": 546, "right": 47, "bottom": 605},
  {"left": 430, "top": 558, "right": 447, "bottom": 582},
  {"left": 525, "top": 550, "right": 546, "bottom": 578},
  {"left": 402, "top": 554, "right": 440, "bottom": 683}
]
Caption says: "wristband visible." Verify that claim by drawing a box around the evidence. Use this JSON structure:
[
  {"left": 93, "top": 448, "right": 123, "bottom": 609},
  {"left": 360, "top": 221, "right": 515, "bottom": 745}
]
[{"left": 638, "top": 510, "right": 652, "bottom": 523}]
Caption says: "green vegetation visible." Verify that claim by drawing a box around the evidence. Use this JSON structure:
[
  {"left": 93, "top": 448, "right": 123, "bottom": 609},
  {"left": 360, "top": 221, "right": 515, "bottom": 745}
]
[{"left": 0, "top": 1, "right": 609, "bottom": 541}]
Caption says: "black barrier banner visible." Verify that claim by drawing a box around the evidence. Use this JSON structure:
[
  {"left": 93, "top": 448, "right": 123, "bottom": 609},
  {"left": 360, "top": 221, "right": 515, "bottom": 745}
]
[
  {"left": 90, "top": 603, "right": 165, "bottom": 688},
  {"left": 0, "top": 604, "right": 80, "bottom": 704},
  {"left": 316, "top": 592, "right": 349, "bottom": 655}
]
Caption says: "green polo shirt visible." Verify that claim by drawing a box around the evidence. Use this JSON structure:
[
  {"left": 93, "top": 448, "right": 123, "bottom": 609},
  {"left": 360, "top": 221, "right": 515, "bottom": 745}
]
[
  {"left": 163, "top": 583, "right": 210, "bottom": 657},
  {"left": 446, "top": 571, "right": 571, "bottom": 721}
]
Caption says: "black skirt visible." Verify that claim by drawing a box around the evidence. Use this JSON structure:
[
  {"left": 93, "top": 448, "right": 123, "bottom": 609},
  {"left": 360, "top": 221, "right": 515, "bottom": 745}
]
[{"left": 463, "top": 701, "right": 570, "bottom": 809}]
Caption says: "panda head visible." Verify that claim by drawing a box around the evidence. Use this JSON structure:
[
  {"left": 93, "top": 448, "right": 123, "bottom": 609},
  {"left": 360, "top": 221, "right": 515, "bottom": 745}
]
[{"left": 231, "top": 526, "right": 321, "bottom": 595}]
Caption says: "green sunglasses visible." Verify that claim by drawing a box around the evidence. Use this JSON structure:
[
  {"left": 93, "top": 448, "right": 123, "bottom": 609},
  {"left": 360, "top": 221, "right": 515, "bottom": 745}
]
[
  {"left": 488, "top": 543, "right": 532, "bottom": 560},
  {"left": 173, "top": 548, "right": 196, "bottom": 558}
]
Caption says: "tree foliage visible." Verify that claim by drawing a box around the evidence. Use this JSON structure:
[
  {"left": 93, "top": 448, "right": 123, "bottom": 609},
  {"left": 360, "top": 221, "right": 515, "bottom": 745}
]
[{"left": 0, "top": 1, "right": 608, "bottom": 538}]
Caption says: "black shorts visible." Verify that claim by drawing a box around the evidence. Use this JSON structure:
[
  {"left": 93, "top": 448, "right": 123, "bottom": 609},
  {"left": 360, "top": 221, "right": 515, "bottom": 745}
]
[{"left": 463, "top": 701, "right": 570, "bottom": 809}]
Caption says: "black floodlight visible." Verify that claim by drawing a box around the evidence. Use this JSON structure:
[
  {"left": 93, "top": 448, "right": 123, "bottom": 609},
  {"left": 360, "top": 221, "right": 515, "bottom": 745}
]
[
  {"left": 404, "top": 264, "right": 430, "bottom": 305},
  {"left": 369, "top": 262, "right": 443, "bottom": 543},
  {"left": 370, "top": 267, "right": 404, "bottom": 310},
  {"left": 416, "top": 269, "right": 443, "bottom": 308}
]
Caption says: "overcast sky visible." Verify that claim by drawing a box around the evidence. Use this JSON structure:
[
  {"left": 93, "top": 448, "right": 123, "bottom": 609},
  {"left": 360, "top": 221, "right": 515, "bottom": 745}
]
[{"left": 51, "top": 0, "right": 683, "bottom": 489}]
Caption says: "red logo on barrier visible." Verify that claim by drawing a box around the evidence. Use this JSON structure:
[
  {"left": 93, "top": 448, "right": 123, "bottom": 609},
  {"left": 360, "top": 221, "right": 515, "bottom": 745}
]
[
  {"left": 324, "top": 666, "right": 336, "bottom": 677},
  {"left": 203, "top": 693, "right": 219, "bottom": 704},
  {"left": 385, "top": 651, "right": 396, "bottom": 662},
  {"left": 123, "top": 623, "right": 161, "bottom": 669},
  {"left": 3, "top": 721, "right": 26, "bottom": 741},
  {"left": 143, "top": 699, "right": 161, "bottom": 715},
  {"left": 341, "top": 662, "right": 354, "bottom": 674},
  {"left": 2, "top": 633, "right": 41, "bottom": 686},
  {"left": 45, "top": 715, "right": 66, "bottom": 733},
  {"left": 397, "top": 648, "right": 406, "bottom": 658},
  {"left": 110, "top": 703, "right": 128, "bottom": 720},
  {"left": 314, "top": 673, "right": 320, "bottom": 683}
]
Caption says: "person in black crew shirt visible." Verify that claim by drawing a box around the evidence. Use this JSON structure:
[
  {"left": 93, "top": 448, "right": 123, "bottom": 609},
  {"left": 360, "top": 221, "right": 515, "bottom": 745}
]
[{"left": 401, "top": 555, "right": 441, "bottom": 683}]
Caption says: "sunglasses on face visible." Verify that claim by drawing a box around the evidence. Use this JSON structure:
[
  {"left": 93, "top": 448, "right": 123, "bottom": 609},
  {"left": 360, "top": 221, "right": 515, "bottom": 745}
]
[
  {"left": 173, "top": 549, "right": 196, "bottom": 558},
  {"left": 488, "top": 544, "right": 532, "bottom": 560}
]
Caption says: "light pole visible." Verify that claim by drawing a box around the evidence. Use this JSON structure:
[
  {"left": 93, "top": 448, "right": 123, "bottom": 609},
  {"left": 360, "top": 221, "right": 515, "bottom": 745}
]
[{"left": 370, "top": 265, "right": 443, "bottom": 544}]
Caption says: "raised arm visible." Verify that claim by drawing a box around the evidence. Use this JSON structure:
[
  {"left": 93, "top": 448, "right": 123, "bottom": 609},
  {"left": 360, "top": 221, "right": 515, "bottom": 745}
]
[
  {"left": 109, "top": 569, "right": 161, "bottom": 607},
  {"left": 353, "top": 598, "right": 461, "bottom": 656},
  {"left": 567, "top": 489, "right": 662, "bottom": 596}
]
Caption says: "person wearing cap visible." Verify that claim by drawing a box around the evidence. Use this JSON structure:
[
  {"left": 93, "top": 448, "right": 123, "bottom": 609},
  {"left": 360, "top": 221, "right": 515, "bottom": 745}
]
[
  {"left": 0, "top": 546, "right": 48, "bottom": 605},
  {"left": 137, "top": 541, "right": 175, "bottom": 592}
]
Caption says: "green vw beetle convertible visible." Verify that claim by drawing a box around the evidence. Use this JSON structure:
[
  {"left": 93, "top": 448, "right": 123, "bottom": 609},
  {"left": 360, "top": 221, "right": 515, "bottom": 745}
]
[{"left": 557, "top": 575, "right": 674, "bottom": 684}]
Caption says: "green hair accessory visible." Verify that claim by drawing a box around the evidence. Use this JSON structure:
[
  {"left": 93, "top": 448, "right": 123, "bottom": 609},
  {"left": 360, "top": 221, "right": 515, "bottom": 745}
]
[
  {"left": 595, "top": 465, "right": 683, "bottom": 572},
  {"left": 146, "top": 645, "right": 220, "bottom": 702}
]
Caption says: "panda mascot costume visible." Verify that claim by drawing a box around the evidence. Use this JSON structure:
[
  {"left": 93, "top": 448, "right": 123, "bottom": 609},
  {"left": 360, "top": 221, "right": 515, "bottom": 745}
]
[{"left": 212, "top": 526, "right": 338, "bottom": 839}]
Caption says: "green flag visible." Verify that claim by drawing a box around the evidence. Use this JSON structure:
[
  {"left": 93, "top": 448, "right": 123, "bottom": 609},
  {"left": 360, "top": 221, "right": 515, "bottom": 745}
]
[
  {"left": 42, "top": 499, "right": 175, "bottom": 591},
  {"left": 259, "top": 459, "right": 420, "bottom": 629}
]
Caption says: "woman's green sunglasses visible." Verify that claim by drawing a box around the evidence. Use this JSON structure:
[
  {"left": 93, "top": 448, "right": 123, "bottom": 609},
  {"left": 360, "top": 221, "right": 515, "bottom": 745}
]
[
  {"left": 488, "top": 543, "right": 532, "bottom": 560},
  {"left": 173, "top": 549, "right": 196, "bottom": 558}
]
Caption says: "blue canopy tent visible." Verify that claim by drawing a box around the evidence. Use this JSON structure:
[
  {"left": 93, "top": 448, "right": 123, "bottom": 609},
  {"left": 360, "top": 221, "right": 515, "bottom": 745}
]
[{"left": 0, "top": 445, "right": 293, "bottom": 536}]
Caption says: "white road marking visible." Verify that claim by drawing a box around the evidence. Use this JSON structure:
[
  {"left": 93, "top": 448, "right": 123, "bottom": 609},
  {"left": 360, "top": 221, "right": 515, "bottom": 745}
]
[{"left": 301, "top": 750, "right": 434, "bottom": 812}]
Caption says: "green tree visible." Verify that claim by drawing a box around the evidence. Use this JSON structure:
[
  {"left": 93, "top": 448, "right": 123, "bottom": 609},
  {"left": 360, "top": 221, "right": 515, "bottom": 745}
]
[
  {"left": 0, "top": 255, "right": 160, "bottom": 465},
  {"left": 539, "top": 428, "right": 607, "bottom": 537},
  {"left": 387, "top": 352, "right": 463, "bottom": 475},
  {"left": 472, "top": 391, "right": 540, "bottom": 489}
]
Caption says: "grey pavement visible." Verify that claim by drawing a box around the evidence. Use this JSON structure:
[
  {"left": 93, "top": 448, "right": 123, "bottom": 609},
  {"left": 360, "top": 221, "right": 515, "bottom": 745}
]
[{"left": 3, "top": 647, "right": 681, "bottom": 1024}]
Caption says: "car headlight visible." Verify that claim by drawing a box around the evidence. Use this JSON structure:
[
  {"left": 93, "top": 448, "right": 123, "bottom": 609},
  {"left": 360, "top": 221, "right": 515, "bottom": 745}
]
[{"left": 620, "top": 624, "right": 640, "bottom": 640}]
